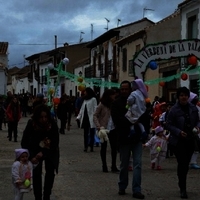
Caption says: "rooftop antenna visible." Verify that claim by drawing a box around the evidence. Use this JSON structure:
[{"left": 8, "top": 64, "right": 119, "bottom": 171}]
[
  {"left": 91, "top": 24, "right": 93, "bottom": 41},
  {"left": 104, "top": 17, "right": 110, "bottom": 31},
  {"left": 117, "top": 19, "right": 121, "bottom": 27},
  {"left": 143, "top": 7, "right": 154, "bottom": 18},
  {"left": 79, "top": 31, "right": 85, "bottom": 43}
]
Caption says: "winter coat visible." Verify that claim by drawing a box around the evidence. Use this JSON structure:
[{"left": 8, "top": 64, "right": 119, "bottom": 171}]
[
  {"left": 21, "top": 119, "right": 60, "bottom": 173},
  {"left": 77, "top": 97, "right": 97, "bottom": 129},
  {"left": 166, "top": 102, "right": 200, "bottom": 146}
]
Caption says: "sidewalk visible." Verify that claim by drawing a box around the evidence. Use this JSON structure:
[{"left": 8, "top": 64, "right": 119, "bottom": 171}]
[{"left": 0, "top": 116, "right": 200, "bottom": 200}]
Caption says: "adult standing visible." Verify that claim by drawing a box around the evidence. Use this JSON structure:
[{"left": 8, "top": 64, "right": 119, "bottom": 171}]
[
  {"left": 77, "top": 87, "right": 97, "bottom": 152},
  {"left": 93, "top": 89, "right": 119, "bottom": 172},
  {"left": 6, "top": 96, "right": 21, "bottom": 142},
  {"left": 111, "top": 80, "right": 145, "bottom": 199},
  {"left": 166, "top": 87, "right": 200, "bottom": 199},
  {"left": 21, "top": 104, "right": 59, "bottom": 200},
  {"left": 57, "top": 94, "right": 71, "bottom": 134}
]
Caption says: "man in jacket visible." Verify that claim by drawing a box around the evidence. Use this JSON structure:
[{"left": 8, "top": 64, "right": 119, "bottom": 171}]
[{"left": 111, "top": 80, "right": 145, "bottom": 199}]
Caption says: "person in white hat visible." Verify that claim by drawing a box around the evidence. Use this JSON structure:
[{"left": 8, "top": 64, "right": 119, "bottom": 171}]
[
  {"left": 12, "top": 148, "right": 33, "bottom": 200},
  {"left": 143, "top": 125, "right": 169, "bottom": 170}
]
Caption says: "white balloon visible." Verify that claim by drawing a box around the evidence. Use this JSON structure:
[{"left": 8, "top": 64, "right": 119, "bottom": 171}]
[
  {"left": 47, "top": 63, "right": 54, "bottom": 69},
  {"left": 62, "top": 57, "right": 69, "bottom": 65}
]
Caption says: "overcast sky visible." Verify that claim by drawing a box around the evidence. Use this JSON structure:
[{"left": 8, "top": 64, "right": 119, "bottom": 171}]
[{"left": 0, "top": 0, "right": 184, "bottom": 68}]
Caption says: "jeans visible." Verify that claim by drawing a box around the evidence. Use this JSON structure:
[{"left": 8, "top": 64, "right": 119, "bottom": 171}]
[{"left": 118, "top": 142, "right": 142, "bottom": 193}]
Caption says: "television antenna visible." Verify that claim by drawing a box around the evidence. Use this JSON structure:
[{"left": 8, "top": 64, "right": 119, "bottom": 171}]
[
  {"left": 104, "top": 17, "right": 110, "bottom": 31},
  {"left": 117, "top": 19, "right": 121, "bottom": 27},
  {"left": 79, "top": 31, "right": 85, "bottom": 43},
  {"left": 143, "top": 7, "right": 154, "bottom": 18}
]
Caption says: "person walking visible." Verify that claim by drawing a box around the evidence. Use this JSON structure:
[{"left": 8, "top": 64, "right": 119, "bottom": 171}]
[
  {"left": 77, "top": 87, "right": 97, "bottom": 152},
  {"left": 6, "top": 96, "right": 21, "bottom": 142},
  {"left": 143, "top": 126, "right": 168, "bottom": 170},
  {"left": 12, "top": 148, "right": 33, "bottom": 200},
  {"left": 93, "top": 89, "right": 119, "bottom": 172},
  {"left": 57, "top": 94, "right": 71, "bottom": 134},
  {"left": 21, "top": 104, "right": 60, "bottom": 200},
  {"left": 166, "top": 87, "right": 200, "bottom": 199},
  {"left": 111, "top": 80, "right": 145, "bottom": 199}
]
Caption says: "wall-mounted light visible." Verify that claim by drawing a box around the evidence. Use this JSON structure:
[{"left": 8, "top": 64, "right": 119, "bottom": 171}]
[{"left": 78, "top": 71, "right": 83, "bottom": 76}]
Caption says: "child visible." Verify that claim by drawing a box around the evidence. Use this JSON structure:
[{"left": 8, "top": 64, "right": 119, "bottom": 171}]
[
  {"left": 125, "top": 79, "right": 148, "bottom": 138},
  {"left": 12, "top": 149, "right": 33, "bottom": 200},
  {"left": 143, "top": 126, "right": 169, "bottom": 170}
]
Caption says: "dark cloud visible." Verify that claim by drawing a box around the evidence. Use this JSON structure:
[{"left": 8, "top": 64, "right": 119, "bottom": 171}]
[{"left": 0, "top": 0, "right": 183, "bottom": 68}]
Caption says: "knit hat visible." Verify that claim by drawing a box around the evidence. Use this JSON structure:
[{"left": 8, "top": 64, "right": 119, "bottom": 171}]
[
  {"left": 188, "top": 92, "right": 197, "bottom": 103},
  {"left": 154, "top": 126, "right": 164, "bottom": 134},
  {"left": 15, "top": 149, "right": 29, "bottom": 160}
]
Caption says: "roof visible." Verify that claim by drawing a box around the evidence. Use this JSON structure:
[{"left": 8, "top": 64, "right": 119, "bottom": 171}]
[
  {"left": 7, "top": 67, "right": 20, "bottom": 75},
  {"left": 0, "top": 42, "right": 8, "bottom": 54},
  {"left": 178, "top": 0, "right": 194, "bottom": 8},
  {"left": 86, "top": 18, "right": 154, "bottom": 48}
]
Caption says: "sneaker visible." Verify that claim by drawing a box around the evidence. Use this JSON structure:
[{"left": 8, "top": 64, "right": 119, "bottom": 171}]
[
  {"left": 118, "top": 189, "right": 126, "bottom": 195},
  {"left": 190, "top": 164, "right": 200, "bottom": 169},
  {"left": 132, "top": 192, "right": 145, "bottom": 199},
  {"left": 151, "top": 163, "right": 155, "bottom": 169}
]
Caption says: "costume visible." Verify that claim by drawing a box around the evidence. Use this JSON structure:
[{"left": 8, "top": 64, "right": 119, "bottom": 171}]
[
  {"left": 12, "top": 149, "right": 33, "bottom": 200},
  {"left": 145, "top": 126, "right": 168, "bottom": 169},
  {"left": 125, "top": 79, "right": 148, "bottom": 137}
]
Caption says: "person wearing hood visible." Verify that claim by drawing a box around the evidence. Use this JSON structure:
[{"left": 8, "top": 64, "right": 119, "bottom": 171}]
[
  {"left": 188, "top": 92, "right": 200, "bottom": 169},
  {"left": 111, "top": 80, "right": 145, "bottom": 199},
  {"left": 125, "top": 79, "right": 148, "bottom": 141},
  {"left": 166, "top": 87, "right": 200, "bottom": 199}
]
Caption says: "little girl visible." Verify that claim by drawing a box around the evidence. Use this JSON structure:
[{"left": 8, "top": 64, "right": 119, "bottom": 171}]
[
  {"left": 12, "top": 148, "right": 33, "bottom": 200},
  {"left": 143, "top": 126, "right": 168, "bottom": 170}
]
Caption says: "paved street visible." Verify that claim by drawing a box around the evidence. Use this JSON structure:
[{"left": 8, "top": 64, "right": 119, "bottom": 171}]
[{"left": 0, "top": 115, "right": 200, "bottom": 200}]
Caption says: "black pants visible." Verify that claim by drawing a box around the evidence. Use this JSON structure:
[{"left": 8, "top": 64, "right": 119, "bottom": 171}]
[
  {"left": 33, "top": 159, "right": 55, "bottom": 200},
  {"left": 8, "top": 121, "right": 18, "bottom": 141},
  {"left": 60, "top": 119, "right": 67, "bottom": 134},
  {"left": 83, "top": 127, "right": 95, "bottom": 150},
  {"left": 100, "top": 129, "right": 118, "bottom": 169},
  {"left": 171, "top": 139, "right": 194, "bottom": 191}
]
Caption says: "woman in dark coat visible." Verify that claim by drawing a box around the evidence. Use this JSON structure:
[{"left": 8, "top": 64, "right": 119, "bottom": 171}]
[
  {"left": 21, "top": 104, "right": 59, "bottom": 200},
  {"left": 166, "top": 87, "right": 200, "bottom": 199}
]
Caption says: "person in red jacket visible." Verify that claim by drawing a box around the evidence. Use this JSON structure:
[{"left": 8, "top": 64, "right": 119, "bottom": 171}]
[{"left": 6, "top": 96, "right": 21, "bottom": 142}]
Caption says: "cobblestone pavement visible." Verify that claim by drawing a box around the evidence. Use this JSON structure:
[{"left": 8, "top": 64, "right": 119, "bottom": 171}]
[{"left": 1, "top": 115, "right": 200, "bottom": 200}]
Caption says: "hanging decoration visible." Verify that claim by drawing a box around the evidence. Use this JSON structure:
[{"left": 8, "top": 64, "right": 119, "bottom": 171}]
[
  {"left": 77, "top": 76, "right": 84, "bottom": 83},
  {"left": 78, "top": 83, "right": 86, "bottom": 92},
  {"left": 188, "top": 55, "right": 197, "bottom": 66},
  {"left": 181, "top": 73, "right": 188, "bottom": 81},
  {"left": 149, "top": 61, "right": 158, "bottom": 70},
  {"left": 159, "top": 81, "right": 165, "bottom": 87}
]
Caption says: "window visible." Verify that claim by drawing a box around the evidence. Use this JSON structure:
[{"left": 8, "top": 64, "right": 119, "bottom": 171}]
[
  {"left": 122, "top": 48, "right": 127, "bottom": 72},
  {"left": 128, "top": 59, "right": 134, "bottom": 76},
  {"left": 188, "top": 15, "right": 197, "bottom": 39},
  {"left": 136, "top": 44, "right": 141, "bottom": 52}
]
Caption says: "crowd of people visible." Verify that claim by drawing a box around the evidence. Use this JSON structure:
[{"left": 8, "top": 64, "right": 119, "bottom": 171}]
[{"left": 5, "top": 80, "right": 200, "bottom": 200}]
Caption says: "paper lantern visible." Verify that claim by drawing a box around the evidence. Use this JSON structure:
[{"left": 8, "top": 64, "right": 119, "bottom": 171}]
[
  {"left": 159, "top": 81, "right": 165, "bottom": 87},
  {"left": 149, "top": 61, "right": 158, "bottom": 70},
  {"left": 53, "top": 98, "right": 60, "bottom": 105},
  {"left": 78, "top": 84, "right": 86, "bottom": 92},
  {"left": 145, "top": 98, "right": 151, "bottom": 103},
  {"left": 188, "top": 55, "right": 197, "bottom": 66},
  {"left": 47, "top": 63, "right": 54, "bottom": 70},
  {"left": 62, "top": 57, "right": 69, "bottom": 65},
  {"left": 49, "top": 88, "right": 55, "bottom": 95},
  {"left": 181, "top": 73, "right": 188, "bottom": 81},
  {"left": 77, "top": 76, "right": 83, "bottom": 83}
]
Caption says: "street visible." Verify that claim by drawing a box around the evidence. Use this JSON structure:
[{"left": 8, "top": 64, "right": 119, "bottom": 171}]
[{"left": 0, "top": 115, "right": 200, "bottom": 200}]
